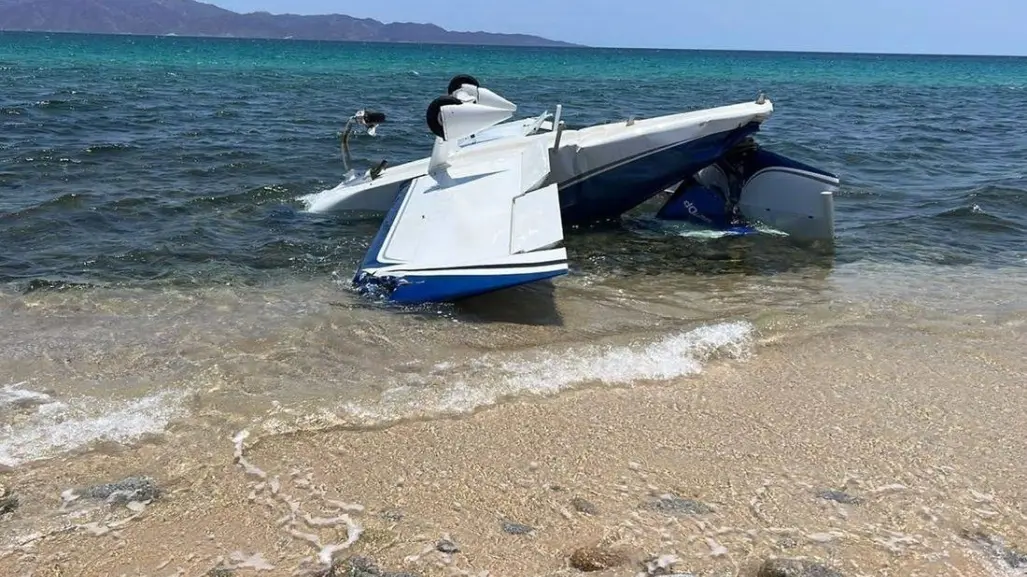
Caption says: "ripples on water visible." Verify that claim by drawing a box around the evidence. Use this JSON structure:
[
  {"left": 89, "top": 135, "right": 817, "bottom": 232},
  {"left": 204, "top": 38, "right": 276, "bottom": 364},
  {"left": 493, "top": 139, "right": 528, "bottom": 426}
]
[
  {"left": 2, "top": 33, "right": 1026, "bottom": 291},
  {"left": 3, "top": 38, "right": 1027, "bottom": 550},
  {"left": 2, "top": 34, "right": 1027, "bottom": 428}
]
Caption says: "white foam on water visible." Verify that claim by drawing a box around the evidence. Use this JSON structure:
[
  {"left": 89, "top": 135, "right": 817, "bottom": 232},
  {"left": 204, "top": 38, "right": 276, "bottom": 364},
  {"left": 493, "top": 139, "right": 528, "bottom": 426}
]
[
  {"left": 338, "top": 321, "right": 754, "bottom": 425},
  {"left": 0, "top": 382, "right": 53, "bottom": 410},
  {"left": 0, "top": 385, "right": 189, "bottom": 467},
  {"left": 626, "top": 215, "right": 788, "bottom": 240}
]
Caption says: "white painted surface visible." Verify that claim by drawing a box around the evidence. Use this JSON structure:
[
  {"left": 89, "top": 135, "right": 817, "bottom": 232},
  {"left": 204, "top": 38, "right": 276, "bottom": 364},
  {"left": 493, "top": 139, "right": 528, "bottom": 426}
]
[
  {"left": 738, "top": 167, "right": 840, "bottom": 240},
  {"left": 372, "top": 139, "right": 562, "bottom": 271},
  {"left": 301, "top": 98, "right": 776, "bottom": 216},
  {"left": 511, "top": 183, "right": 564, "bottom": 255}
]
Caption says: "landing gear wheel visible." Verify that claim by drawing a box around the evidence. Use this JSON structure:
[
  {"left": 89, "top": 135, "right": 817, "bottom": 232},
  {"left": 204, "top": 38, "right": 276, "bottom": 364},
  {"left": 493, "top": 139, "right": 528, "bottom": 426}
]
[
  {"left": 447, "top": 74, "right": 479, "bottom": 95},
  {"left": 426, "top": 95, "right": 463, "bottom": 139}
]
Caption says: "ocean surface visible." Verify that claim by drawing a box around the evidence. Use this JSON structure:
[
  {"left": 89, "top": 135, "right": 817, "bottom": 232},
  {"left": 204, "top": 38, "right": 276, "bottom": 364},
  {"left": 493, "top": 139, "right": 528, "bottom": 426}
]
[{"left": 1, "top": 31, "right": 1027, "bottom": 468}]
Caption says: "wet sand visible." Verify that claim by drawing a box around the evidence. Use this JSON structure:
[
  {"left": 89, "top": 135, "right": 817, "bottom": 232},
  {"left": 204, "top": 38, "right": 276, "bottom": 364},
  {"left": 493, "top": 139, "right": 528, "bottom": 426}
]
[{"left": 2, "top": 307, "right": 1025, "bottom": 577}]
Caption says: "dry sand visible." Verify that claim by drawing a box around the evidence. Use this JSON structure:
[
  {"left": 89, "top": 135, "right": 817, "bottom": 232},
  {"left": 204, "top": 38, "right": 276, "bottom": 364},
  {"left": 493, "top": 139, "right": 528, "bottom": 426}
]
[{"left": 1, "top": 315, "right": 1026, "bottom": 577}]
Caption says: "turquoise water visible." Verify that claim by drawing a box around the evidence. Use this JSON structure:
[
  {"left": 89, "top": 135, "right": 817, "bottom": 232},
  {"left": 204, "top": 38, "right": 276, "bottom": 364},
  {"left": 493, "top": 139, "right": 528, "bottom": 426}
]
[
  {"left": 3, "top": 30, "right": 1027, "bottom": 480},
  {"left": 2, "top": 31, "right": 1027, "bottom": 290}
]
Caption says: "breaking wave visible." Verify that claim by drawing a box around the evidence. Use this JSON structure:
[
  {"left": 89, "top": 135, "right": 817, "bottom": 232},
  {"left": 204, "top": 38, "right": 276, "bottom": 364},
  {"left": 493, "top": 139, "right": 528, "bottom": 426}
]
[
  {"left": 0, "top": 382, "right": 189, "bottom": 467},
  {"left": 260, "top": 321, "right": 755, "bottom": 434}
]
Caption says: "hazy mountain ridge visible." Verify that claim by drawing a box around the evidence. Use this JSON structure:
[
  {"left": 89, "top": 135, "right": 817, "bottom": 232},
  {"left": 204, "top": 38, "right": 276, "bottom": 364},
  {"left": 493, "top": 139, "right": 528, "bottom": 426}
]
[{"left": 0, "top": 0, "right": 578, "bottom": 46}]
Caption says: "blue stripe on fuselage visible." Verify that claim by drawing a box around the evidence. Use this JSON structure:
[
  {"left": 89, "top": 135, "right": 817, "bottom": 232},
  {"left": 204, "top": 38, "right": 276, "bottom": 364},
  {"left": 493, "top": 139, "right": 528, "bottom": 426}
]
[{"left": 557, "top": 122, "right": 762, "bottom": 226}]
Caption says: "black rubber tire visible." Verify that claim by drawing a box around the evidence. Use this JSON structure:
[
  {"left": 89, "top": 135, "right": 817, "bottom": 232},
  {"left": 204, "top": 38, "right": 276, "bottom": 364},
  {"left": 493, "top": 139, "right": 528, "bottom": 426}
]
[
  {"left": 447, "top": 74, "right": 479, "bottom": 95},
  {"left": 426, "top": 95, "right": 463, "bottom": 139}
]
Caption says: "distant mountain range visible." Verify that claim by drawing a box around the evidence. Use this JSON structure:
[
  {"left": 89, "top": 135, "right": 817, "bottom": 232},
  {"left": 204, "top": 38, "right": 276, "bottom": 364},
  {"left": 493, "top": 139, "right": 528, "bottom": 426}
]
[{"left": 0, "top": 0, "right": 578, "bottom": 47}]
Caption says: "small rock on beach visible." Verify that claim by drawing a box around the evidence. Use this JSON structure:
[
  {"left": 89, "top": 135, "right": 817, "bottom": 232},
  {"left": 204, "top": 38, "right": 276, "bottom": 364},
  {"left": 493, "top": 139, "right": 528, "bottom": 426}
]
[
  {"left": 501, "top": 521, "right": 534, "bottom": 535},
  {"left": 73, "top": 475, "right": 161, "bottom": 505},
  {"left": 570, "top": 497, "right": 599, "bottom": 515},
  {"left": 436, "top": 539, "right": 459, "bottom": 554},
  {"left": 569, "top": 546, "right": 629, "bottom": 572}
]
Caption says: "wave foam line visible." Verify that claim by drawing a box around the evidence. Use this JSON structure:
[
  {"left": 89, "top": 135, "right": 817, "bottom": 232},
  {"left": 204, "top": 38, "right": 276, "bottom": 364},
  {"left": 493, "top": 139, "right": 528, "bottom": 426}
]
[
  {"left": 0, "top": 382, "right": 53, "bottom": 411},
  {"left": 0, "top": 388, "right": 188, "bottom": 467},
  {"left": 337, "top": 320, "right": 755, "bottom": 426}
]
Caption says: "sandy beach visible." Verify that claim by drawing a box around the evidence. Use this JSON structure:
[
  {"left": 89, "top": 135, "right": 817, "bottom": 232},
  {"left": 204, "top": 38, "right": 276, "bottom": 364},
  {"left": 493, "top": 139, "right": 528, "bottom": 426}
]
[
  {"left": 4, "top": 26, "right": 1027, "bottom": 577},
  {"left": 2, "top": 300, "right": 1025, "bottom": 577}
]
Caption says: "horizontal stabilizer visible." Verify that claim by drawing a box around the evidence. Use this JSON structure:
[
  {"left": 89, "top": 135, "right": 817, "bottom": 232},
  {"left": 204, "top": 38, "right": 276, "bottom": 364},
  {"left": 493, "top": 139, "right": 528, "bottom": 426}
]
[
  {"left": 440, "top": 101, "right": 515, "bottom": 142},
  {"left": 453, "top": 85, "right": 517, "bottom": 112}
]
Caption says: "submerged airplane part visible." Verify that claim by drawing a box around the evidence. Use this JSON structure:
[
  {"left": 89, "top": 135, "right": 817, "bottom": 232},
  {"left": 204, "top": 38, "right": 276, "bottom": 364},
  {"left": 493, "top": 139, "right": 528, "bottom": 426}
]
[{"left": 299, "top": 75, "right": 841, "bottom": 304}]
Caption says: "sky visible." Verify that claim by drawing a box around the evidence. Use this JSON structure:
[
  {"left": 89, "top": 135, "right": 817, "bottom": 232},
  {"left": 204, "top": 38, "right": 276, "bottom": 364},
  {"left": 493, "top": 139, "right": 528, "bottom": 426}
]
[{"left": 208, "top": 0, "right": 1026, "bottom": 56}]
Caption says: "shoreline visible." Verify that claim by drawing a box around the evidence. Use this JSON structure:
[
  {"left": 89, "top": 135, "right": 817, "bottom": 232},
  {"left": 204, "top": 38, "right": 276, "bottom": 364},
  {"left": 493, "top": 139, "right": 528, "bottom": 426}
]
[
  {"left": 2, "top": 316, "right": 1025, "bottom": 577},
  {"left": 3, "top": 30, "right": 1027, "bottom": 577}
]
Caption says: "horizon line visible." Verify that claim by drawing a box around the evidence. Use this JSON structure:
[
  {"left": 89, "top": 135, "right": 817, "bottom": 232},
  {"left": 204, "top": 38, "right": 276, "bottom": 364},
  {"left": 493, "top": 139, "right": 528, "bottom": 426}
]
[{"left": 2, "top": 29, "right": 1026, "bottom": 59}]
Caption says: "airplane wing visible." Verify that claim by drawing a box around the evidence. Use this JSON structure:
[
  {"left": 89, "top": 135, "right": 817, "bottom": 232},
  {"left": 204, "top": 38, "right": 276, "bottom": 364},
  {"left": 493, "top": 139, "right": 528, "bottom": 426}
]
[{"left": 353, "top": 138, "right": 568, "bottom": 304}]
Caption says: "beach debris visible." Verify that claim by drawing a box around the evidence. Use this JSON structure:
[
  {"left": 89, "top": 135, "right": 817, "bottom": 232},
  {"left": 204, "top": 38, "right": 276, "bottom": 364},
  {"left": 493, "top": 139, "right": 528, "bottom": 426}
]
[
  {"left": 570, "top": 497, "right": 599, "bottom": 516},
  {"left": 756, "top": 558, "right": 844, "bottom": 577},
  {"left": 641, "top": 494, "right": 713, "bottom": 516},
  {"left": 569, "top": 545, "right": 629, "bottom": 572},
  {"left": 500, "top": 521, "right": 534, "bottom": 535},
  {"left": 436, "top": 539, "right": 459, "bottom": 554},
  {"left": 815, "top": 489, "right": 862, "bottom": 505}
]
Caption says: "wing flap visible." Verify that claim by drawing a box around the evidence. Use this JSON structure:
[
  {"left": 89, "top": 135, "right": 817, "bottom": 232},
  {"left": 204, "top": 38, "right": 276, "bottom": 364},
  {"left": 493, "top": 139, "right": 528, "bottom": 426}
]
[{"left": 510, "top": 183, "right": 563, "bottom": 254}]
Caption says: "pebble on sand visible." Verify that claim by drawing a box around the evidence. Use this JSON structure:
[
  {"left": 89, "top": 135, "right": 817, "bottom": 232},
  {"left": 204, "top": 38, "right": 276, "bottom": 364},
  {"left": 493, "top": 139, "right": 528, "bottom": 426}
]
[
  {"left": 570, "top": 497, "right": 599, "bottom": 516},
  {"left": 436, "top": 539, "right": 459, "bottom": 554},
  {"left": 569, "top": 546, "right": 629, "bottom": 572},
  {"left": 71, "top": 475, "right": 161, "bottom": 505},
  {"left": 501, "top": 521, "right": 534, "bottom": 535}
]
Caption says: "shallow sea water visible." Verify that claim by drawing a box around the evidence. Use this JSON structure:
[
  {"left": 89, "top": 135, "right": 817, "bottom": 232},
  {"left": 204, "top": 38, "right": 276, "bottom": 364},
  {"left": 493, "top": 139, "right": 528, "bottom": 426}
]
[{"left": 1, "top": 32, "right": 1026, "bottom": 576}]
